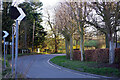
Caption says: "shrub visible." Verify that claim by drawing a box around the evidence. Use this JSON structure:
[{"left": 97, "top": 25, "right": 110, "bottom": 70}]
[{"left": 84, "top": 40, "right": 99, "bottom": 48}]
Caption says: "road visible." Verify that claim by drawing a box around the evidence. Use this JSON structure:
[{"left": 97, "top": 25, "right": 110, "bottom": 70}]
[{"left": 11, "top": 54, "right": 116, "bottom": 79}]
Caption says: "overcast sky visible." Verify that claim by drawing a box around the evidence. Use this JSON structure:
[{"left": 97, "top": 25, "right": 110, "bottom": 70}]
[{"left": 40, "top": 0, "right": 61, "bottom": 31}]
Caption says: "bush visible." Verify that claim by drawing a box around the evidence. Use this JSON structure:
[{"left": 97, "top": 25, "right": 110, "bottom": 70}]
[{"left": 84, "top": 40, "right": 99, "bottom": 48}]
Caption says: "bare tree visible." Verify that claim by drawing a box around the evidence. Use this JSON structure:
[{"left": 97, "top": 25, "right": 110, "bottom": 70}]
[
  {"left": 45, "top": 10, "right": 59, "bottom": 53},
  {"left": 66, "top": 2, "right": 90, "bottom": 61},
  {"left": 86, "top": 1, "right": 120, "bottom": 64},
  {"left": 55, "top": 3, "right": 77, "bottom": 60}
]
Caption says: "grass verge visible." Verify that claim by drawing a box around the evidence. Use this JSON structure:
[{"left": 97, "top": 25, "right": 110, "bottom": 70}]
[
  {"left": 6, "top": 52, "right": 42, "bottom": 60},
  {"left": 2, "top": 59, "right": 24, "bottom": 78},
  {"left": 50, "top": 56, "right": 120, "bottom": 77}
]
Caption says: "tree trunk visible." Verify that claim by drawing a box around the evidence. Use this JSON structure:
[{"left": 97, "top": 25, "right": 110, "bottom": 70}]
[
  {"left": 70, "top": 36, "right": 73, "bottom": 60},
  {"left": 108, "top": 34, "right": 115, "bottom": 64},
  {"left": 32, "top": 20, "right": 35, "bottom": 52},
  {"left": 76, "top": 40, "right": 78, "bottom": 49},
  {"left": 25, "top": 26, "right": 27, "bottom": 48},
  {"left": 105, "top": 34, "right": 109, "bottom": 48},
  {"left": 80, "top": 29, "right": 85, "bottom": 61},
  {"left": 65, "top": 38, "right": 70, "bottom": 59},
  {"left": 114, "top": 31, "right": 117, "bottom": 48},
  {"left": 54, "top": 34, "right": 58, "bottom": 53}
]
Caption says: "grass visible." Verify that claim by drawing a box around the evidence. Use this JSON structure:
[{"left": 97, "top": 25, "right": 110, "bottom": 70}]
[
  {"left": 50, "top": 56, "right": 120, "bottom": 77},
  {"left": 51, "top": 52, "right": 64, "bottom": 54},
  {"left": 6, "top": 52, "right": 42, "bottom": 60},
  {"left": 2, "top": 58, "right": 25, "bottom": 78},
  {"left": 2, "top": 59, "right": 11, "bottom": 76}
]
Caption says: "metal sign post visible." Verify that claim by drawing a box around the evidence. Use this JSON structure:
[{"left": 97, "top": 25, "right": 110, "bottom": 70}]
[
  {"left": 12, "top": 26, "right": 15, "bottom": 74},
  {"left": 10, "top": 5, "right": 26, "bottom": 78},
  {"left": 3, "top": 31, "right": 9, "bottom": 69},
  {"left": 15, "top": 20, "right": 18, "bottom": 78},
  {"left": 3, "top": 38, "right": 6, "bottom": 68},
  {"left": 5, "top": 42, "right": 9, "bottom": 55},
  {"left": 10, "top": 42, "right": 12, "bottom": 54}
]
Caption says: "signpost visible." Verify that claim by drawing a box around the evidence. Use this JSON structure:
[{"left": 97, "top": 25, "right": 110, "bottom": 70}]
[
  {"left": 5, "top": 42, "right": 9, "bottom": 55},
  {"left": 3, "top": 31, "right": 9, "bottom": 69},
  {"left": 11, "top": 25, "right": 15, "bottom": 74},
  {"left": 10, "top": 5, "right": 26, "bottom": 78},
  {"left": 10, "top": 42, "right": 12, "bottom": 55}
]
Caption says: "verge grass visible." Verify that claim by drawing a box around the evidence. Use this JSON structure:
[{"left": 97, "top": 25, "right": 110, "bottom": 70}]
[{"left": 50, "top": 56, "right": 120, "bottom": 77}]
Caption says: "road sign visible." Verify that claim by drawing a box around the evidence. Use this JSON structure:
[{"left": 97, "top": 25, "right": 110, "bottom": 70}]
[
  {"left": 5, "top": 42, "right": 9, "bottom": 45},
  {"left": 3, "top": 31, "right": 9, "bottom": 38},
  {"left": 10, "top": 6, "right": 20, "bottom": 19},
  {"left": 3, "top": 31, "right": 9, "bottom": 69},
  {"left": 16, "top": 7, "right": 26, "bottom": 21},
  {"left": 10, "top": 5, "right": 26, "bottom": 78},
  {"left": 12, "top": 0, "right": 19, "bottom": 7},
  {"left": 10, "top": 6, "right": 26, "bottom": 21}
]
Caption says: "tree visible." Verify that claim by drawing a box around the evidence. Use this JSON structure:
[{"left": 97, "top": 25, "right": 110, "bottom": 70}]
[
  {"left": 19, "top": 1, "right": 46, "bottom": 51},
  {"left": 66, "top": 2, "right": 90, "bottom": 61},
  {"left": 46, "top": 10, "right": 59, "bottom": 53},
  {"left": 86, "top": 1, "right": 120, "bottom": 64},
  {"left": 2, "top": 2, "right": 14, "bottom": 42},
  {"left": 55, "top": 3, "right": 77, "bottom": 60}
]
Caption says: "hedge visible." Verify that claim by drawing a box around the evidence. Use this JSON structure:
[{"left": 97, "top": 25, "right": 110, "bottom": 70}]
[
  {"left": 73, "top": 48, "right": 120, "bottom": 64},
  {"left": 84, "top": 40, "right": 99, "bottom": 48}
]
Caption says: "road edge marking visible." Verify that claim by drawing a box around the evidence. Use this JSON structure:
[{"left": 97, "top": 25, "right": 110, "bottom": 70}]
[
  {"left": 47, "top": 59, "right": 61, "bottom": 70},
  {"left": 47, "top": 57, "right": 113, "bottom": 79},
  {"left": 47, "top": 58, "right": 98, "bottom": 78}
]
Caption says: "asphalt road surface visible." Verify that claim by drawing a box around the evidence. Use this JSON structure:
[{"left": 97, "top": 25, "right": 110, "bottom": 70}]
[{"left": 11, "top": 54, "right": 117, "bottom": 79}]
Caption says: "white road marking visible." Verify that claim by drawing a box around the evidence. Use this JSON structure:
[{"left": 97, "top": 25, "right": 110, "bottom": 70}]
[
  {"left": 47, "top": 59, "right": 61, "bottom": 70},
  {"left": 47, "top": 57, "right": 114, "bottom": 78},
  {"left": 47, "top": 58, "right": 99, "bottom": 78}
]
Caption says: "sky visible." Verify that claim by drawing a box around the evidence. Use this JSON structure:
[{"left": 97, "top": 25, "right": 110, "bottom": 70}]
[{"left": 40, "top": 0, "right": 61, "bottom": 31}]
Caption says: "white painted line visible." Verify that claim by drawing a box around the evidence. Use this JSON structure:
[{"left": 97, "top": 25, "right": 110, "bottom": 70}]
[
  {"left": 47, "top": 58, "right": 95, "bottom": 77},
  {"left": 64, "top": 70, "right": 98, "bottom": 78},
  {"left": 47, "top": 58, "right": 87, "bottom": 76},
  {"left": 47, "top": 58, "right": 109, "bottom": 78},
  {"left": 47, "top": 59, "right": 61, "bottom": 70}
]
